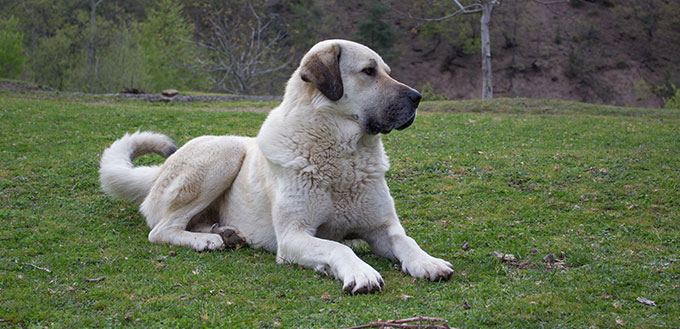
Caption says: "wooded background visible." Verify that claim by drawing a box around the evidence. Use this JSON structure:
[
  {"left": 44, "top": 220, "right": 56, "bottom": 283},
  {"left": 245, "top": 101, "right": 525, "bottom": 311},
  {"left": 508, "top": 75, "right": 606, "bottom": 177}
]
[{"left": 1, "top": 0, "right": 678, "bottom": 107}]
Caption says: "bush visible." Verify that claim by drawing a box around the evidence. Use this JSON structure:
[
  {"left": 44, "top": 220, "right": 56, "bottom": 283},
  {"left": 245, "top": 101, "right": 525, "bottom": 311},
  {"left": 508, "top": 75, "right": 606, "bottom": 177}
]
[
  {"left": 421, "top": 82, "right": 448, "bottom": 101},
  {"left": 664, "top": 86, "right": 680, "bottom": 109}
]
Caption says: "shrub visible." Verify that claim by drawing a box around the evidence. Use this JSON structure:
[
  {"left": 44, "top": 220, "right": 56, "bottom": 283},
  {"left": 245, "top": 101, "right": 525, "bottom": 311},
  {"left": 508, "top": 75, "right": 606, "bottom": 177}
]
[
  {"left": 664, "top": 85, "right": 680, "bottom": 109},
  {"left": 421, "top": 82, "right": 448, "bottom": 101}
]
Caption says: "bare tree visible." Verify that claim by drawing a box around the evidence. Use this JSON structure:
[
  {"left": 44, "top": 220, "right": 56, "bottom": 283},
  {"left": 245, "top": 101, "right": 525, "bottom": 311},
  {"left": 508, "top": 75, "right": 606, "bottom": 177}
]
[
  {"left": 391, "top": 0, "right": 568, "bottom": 100},
  {"left": 190, "top": 1, "right": 292, "bottom": 95},
  {"left": 392, "top": 0, "right": 499, "bottom": 99}
]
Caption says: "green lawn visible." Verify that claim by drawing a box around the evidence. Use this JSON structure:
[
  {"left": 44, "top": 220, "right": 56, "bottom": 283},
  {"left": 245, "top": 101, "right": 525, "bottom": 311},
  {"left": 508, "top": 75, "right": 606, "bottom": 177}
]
[{"left": 1, "top": 91, "right": 678, "bottom": 328}]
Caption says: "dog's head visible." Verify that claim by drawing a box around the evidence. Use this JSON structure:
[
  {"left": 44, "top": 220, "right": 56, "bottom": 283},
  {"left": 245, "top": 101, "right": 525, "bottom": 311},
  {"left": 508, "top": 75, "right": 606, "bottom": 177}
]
[{"left": 297, "top": 40, "right": 421, "bottom": 135}]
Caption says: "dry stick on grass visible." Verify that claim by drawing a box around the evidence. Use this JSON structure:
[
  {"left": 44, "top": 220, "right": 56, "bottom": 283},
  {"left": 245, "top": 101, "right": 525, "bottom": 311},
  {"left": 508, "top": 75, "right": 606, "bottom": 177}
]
[
  {"left": 346, "top": 316, "right": 452, "bottom": 329},
  {"left": 22, "top": 263, "right": 52, "bottom": 273}
]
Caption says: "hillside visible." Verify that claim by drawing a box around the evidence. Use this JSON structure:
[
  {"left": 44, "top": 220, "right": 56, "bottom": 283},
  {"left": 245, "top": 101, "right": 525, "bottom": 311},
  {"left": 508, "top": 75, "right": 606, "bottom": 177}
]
[{"left": 341, "top": 0, "right": 680, "bottom": 107}]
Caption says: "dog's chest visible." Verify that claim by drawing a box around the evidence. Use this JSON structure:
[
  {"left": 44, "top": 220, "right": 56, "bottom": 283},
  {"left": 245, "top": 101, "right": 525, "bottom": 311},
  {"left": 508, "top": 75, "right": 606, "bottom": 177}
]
[
  {"left": 303, "top": 143, "right": 386, "bottom": 192},
  {"left": 308, "top": 148, "right": 388, "bottom": 237}
]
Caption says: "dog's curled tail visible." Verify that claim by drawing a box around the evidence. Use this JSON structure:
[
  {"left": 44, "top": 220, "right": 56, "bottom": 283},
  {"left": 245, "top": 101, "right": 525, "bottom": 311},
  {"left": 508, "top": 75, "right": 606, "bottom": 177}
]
[{"left": 99, "top": 131, "right": 177, "bottom": 203}]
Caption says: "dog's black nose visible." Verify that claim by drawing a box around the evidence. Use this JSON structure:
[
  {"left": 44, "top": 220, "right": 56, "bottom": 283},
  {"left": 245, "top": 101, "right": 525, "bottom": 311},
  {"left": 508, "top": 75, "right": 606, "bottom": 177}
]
[{"left": 408, "top": 89, "right": 422, "bottom": 107}]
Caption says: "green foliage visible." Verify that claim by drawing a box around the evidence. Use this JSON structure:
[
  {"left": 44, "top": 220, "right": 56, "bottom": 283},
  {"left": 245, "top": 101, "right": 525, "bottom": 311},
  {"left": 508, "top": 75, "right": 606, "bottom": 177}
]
[
  {"left": 569, "top": 0, "right": 585, "bottom": 8},
  {"left": 31, "top": 26, "right": 81, "bottom": 90},
  {"left": 414, "top": 1, "right": 480, "bottom": 57},
  {"left": 1, "top": 92, "right": 679, "bottom": 327},
  {"left": 353, "top": 1, "right": 397, "bottom": 57},
  {"left": 95, "top": 24, "right": 147, "bottom": 92},
  {"left": 0, "top": 16, "right": 26, "bottom": 78},
  {"left": 563, "top": 23, "right": 614, "bottom": 102},
  {"left": 565, "top": 49, "right": 585, "bottom": 79},
  {"left": 664, "top": 85, "right": 680, "bottom": 109},
  {"left": 420, "top": 82, "right": 448, "bottom": 101},
  {"left": 138, "top": 0, "right": 202, "bottom": 92},
  {"left": 281, "top": 0, "right": 326, "bottom": 53}
]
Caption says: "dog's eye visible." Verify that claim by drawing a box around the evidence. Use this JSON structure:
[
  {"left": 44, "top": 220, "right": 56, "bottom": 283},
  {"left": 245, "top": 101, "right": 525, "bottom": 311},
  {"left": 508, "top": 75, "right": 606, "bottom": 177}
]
[{"left": 362, "top": 67, "right": 375, "bottom": 76}]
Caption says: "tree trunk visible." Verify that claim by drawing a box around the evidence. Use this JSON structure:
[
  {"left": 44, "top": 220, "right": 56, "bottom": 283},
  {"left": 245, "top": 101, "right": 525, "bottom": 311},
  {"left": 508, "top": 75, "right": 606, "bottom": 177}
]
[
  {"left": 480, "top": 2, "right": 494, "bottom": 100},
  {"left": 89, "top": 0, "right": 102, "bottom": 83}
]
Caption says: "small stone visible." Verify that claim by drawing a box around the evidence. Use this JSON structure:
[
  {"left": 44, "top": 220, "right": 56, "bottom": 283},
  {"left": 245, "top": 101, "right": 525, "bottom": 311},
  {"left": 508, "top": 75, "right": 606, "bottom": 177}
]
[
  {"left": 461, "top": 241, "right": 469, "bottom": 251},
  {"left": 462, "top": 301, "right": 471, "bottom": 309},
  {"left": 162, "top": 89, "right": 179, "bottom": 97}
]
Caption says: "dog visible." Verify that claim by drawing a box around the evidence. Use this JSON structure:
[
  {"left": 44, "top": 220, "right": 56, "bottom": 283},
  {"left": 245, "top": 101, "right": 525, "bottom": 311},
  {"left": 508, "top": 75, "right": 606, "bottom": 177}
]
[{"left": 100, "top": 40, "right": 454, "bottom": 294}]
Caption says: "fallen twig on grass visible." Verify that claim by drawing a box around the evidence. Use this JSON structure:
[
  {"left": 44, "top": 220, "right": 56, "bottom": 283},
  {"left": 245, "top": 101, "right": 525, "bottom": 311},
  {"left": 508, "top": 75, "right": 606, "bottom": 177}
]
[
  {"left": 22, "top": 263, "right": 52, "bottom": 273},
  {"left": 346, "top": 316, "right": 452, "bottom": 329},
  {"left": 85, "top": 276, "right": 106, "bottom": 282}
]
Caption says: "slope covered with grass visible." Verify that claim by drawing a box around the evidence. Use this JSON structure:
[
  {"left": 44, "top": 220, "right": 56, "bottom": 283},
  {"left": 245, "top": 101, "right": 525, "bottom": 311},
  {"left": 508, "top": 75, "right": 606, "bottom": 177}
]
[{"left": 1, "top": 92, "right": 678, "bottom": 328}]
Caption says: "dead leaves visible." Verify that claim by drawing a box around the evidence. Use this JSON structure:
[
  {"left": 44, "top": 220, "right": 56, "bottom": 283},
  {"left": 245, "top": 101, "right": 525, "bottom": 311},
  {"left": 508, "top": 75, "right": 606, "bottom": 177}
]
[
  {"left": 542, "top": 253, "right": 569, "bottom": 270},
  {"left": 488, "top": 250, "right": 577, "bottom": 271},
  {"left": 635, "top": 297, "right": 656, "bottom": 306},
  {"left": 490, "top": 251, "right": 517, "bottom": 262},
  {"left": 398, "top": 294, "right": 413, "bottom": 301},
  {"left": 346, "top": 316, "right": 453, "bottom": 329},
  {"left": 490, "top": 251, "right": 532, "bottom": 269}
]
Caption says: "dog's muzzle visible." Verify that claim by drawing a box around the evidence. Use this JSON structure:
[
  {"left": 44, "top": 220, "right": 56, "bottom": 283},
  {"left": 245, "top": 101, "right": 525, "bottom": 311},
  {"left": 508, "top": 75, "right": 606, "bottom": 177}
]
[
  {"left": 375, "top": 88, "right": 421, "bottom": 134},
  {"left": 395, "top": 111, "right": 417, "bottom": 131}
]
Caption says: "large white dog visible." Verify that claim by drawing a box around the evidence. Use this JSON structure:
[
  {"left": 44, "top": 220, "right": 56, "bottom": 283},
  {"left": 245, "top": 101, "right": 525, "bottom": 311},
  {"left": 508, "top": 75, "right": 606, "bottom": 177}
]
[{"left": 100, "top": 40, "right": 454, "bottom": 294}]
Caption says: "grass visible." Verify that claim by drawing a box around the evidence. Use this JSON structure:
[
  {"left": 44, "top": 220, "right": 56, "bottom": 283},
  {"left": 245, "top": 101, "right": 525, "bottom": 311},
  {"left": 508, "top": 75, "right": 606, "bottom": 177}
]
[{"left": 1, "top": 91, "right": 679, "bottom": 328}]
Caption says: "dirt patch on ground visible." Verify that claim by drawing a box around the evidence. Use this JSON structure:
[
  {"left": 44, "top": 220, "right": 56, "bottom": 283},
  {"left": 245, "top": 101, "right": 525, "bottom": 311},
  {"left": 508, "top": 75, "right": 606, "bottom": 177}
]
[
  {"left": 0, "top": 81, "right": 50, "bottom": 92},
  {"left": 107, "top": 93, "right": 281, "bottom": 103},
  {"left": 0, "top": 82, "right": 281, "bottom": 107}
]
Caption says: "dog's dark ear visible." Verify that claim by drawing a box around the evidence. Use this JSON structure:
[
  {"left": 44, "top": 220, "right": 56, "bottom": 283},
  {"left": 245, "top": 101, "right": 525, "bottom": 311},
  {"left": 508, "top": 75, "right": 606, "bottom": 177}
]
[{"left": 299, "top": 43, "right": 343, "bottom": 101}]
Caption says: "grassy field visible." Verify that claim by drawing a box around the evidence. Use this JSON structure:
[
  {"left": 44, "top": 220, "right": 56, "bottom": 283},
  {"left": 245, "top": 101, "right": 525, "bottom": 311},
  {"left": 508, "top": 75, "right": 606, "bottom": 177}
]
[{"left": 1, "top": 90, "right": 679, "bottom": 328}]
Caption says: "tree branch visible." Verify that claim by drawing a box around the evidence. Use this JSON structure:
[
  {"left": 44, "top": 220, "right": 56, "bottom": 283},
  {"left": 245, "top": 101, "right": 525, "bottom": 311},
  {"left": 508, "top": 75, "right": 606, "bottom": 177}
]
[
  {"left": 346, "top": 316, "right": 453, "bottom": 329},
  {"left": 185, "top": 1, "right": 292, "bottom": 94},
  {"left": 386, "top": 2, "right": 482, "bottom": 22},
  {"left": 533, "top": 0, "right": 569, "bottom": 5}
]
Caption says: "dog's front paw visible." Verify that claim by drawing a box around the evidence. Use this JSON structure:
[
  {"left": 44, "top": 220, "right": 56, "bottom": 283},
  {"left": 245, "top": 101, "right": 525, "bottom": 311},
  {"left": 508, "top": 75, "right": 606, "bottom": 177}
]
[
  {"left": 340, "top": 264, "right": 384, "bottom": 295},
  {"left": 402, "top": 256, "right": 454, "bottom": 281}
]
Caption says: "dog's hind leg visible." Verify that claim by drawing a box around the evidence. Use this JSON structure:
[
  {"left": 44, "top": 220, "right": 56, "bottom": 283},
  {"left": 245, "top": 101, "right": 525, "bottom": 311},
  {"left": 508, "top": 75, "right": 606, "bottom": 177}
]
[
  {"left": 148, "top": 205, "right": 226, "bottom": 251},
  {"left": 141, "top": 136, "right": 247, "bottom": 251},
  {"left": 189, "top": 216, "right": 247, "bottom": 250}
]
